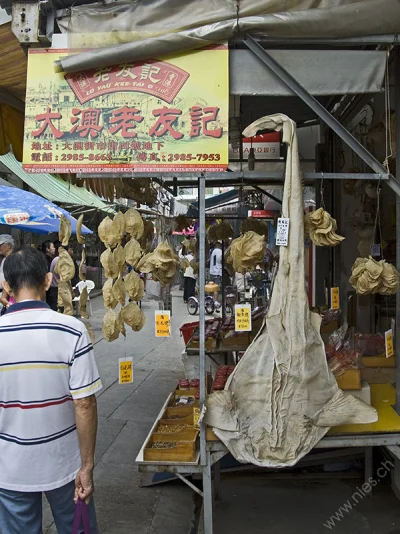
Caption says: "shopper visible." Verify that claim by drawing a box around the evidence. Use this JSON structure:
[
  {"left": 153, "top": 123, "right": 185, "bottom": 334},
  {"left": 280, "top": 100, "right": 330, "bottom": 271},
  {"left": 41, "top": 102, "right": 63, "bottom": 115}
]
[
  {"left": 182, "top": 248, "right": 196, "bottom": 303},
  {"left": 0, "top": 247, "right": 102, "bottom": 534},
  {"left": 0, "top": 235, "right": 15, "bottom": 314},
  {"left": 209, "top": 241, "right": 222, "bottom": 286},
  {"left": 42, "top": 240, "right": 56, "bottom": 270}
]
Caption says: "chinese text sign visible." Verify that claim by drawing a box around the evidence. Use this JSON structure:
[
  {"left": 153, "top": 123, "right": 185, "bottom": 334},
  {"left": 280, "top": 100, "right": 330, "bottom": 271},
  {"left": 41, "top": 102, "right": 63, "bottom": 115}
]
[{"left": 23, "top": 46, "right": 229, "bottom": 173}]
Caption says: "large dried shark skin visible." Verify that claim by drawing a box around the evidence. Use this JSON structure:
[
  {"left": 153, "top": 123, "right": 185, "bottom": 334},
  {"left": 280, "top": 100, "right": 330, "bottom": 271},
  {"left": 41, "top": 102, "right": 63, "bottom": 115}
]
[{"left": 206, "top": 115, "right": 377, "bottom": 468}]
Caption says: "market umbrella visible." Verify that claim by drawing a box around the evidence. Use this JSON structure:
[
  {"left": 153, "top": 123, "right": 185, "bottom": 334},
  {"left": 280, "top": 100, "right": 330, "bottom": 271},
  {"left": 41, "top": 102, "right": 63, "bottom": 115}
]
[{"left": 0, "top": 185, "right": 93, "bottom": 235}]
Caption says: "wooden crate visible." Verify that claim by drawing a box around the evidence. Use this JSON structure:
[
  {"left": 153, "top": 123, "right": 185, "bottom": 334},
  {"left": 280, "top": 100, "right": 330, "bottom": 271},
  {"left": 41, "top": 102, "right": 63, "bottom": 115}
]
[
  {"left": 152, "top": 426, "right": 198, "bottom": 442},
  {"left": 361, "top": 354, "right": 395, "bottom": 368},
  {"left": 144, "top": 434, "right": 198, "bottom": 462},
  {"left": 164, "top": 406, "right": 194, "bottom": 418},
  {"left": 220, "top": 332, "right": 249, "bottom": 346},
  {"left": 336, "top": 369, "right": 361, "bottom": 390}
]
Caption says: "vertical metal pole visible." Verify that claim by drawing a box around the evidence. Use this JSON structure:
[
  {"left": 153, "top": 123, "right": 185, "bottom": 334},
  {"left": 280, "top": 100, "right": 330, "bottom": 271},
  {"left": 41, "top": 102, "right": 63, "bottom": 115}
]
[
  {"left": 199, "top": 173, "right": 213, "bottom": 533},
  {"left": 364, "top": 446, "right": 373, "bottom": 498},
  {"left": 395, "top": 48, "right": 400, "bottom": 413},
  {"left": 199, "top": 174, "right": 207, "bottom": 463}
]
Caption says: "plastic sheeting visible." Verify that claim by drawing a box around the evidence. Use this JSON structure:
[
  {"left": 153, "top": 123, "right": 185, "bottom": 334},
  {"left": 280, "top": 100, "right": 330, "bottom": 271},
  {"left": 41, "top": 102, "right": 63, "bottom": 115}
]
[
  {"left": 205, "top": 114, "right": 378, "bottom": 468},
  {"left": 56, "top": 0, "right": 400, "bottom": 73}
]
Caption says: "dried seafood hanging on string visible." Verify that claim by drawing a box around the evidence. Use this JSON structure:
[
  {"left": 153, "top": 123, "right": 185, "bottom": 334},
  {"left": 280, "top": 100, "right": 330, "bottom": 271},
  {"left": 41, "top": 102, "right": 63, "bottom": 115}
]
[
  {"left": 59, "top": 215, "right": 71, "bottom": 247},
  {"left": 124, "top": 270, "right": 145, "bottom": 301},
  {"left": 125, "top": 208, "right": 144, "bottom": 239},
  {"left": 304, "top": 208, "right": 344, "bottom": 247},
  {"left": 102, "top": 309, "right": 120, "bottom": 342},
  {"left": 137, "top": 241, "right": 179, "bottom": 287},
  {"left": 122, "top": 302, "right": 146, "bottom": 332},
  {"left": 349, "top": 256, "right": 400, "bottom": 295},
  {"left": 100, "top": 248, "right": 119, "bottom": 279},
  {"left": 79, "top": 286, "right": 89, "bottom": 319},
  {"left": 125, "top": 237, "right": 142, "bottom": 267},
  {"left": 55, "top": 247, "right": 75, "bottom": 282},
  {"left": 98, "top": 216, "right": 119, "bottom": 249},
  {"left": 76, "top": 214, "right": 85, "bottom": 244},
  {"left": 240, "top": 218, "right": 268, "bottom": 237},
  {"left": 207, "top": 222, "right": 234, "bottom": 242},
  {"left": 102, "top": 278, "right": 118, "bottom": 310},
  {"left": 226, "top": 231, "right": 266, "bottom": 274}
]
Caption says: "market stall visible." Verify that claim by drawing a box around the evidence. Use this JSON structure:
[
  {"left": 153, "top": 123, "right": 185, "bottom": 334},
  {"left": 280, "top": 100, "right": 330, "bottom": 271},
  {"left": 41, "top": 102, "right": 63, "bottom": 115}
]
[{"left": 11, "top": 2, "right": 400, "bottom": 530}]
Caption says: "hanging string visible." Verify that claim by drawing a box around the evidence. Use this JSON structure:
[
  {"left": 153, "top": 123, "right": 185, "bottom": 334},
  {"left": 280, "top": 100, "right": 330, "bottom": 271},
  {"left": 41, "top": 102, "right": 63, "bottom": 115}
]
[
  {"left": 370, "top": 179, "right": 382, "bottom": 257},
  {"left": 320, "top": 174, "right": 326, "bottom": 210},
  {"left": 383, "top": 47, "right": 393, "bottom": 172},
  {"left": 235, "top": 0, "right": 240, "bottom": 34}
]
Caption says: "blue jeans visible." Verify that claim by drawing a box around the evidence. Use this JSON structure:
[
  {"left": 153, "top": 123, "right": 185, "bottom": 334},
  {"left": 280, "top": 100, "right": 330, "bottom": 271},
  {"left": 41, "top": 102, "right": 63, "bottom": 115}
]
[{"left": 0, "top": 480, "right": 98, "bottom": 534}]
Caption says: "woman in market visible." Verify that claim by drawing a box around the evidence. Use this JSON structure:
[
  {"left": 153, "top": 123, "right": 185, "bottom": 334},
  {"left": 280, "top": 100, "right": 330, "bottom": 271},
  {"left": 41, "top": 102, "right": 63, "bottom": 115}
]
[
  {"left": 0, "top": 235, "right": 15, "bottom": 314},
  {"left": 182, "top": 244, "right": 196, "bottom": 303}
]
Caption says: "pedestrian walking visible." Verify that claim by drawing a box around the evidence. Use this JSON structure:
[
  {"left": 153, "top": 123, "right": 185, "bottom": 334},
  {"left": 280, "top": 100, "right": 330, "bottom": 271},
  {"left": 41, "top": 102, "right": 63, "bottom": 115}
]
[
  {"left": 0, "top": 235, "right": 15, "bottom": 314},
  {"left": 0, "top": 247, "right": 102, "bottom": 534}
]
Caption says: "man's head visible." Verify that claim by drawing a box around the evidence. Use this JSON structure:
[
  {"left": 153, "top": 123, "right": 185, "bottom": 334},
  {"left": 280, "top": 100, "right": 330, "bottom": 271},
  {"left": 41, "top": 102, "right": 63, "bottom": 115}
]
[
  {"left": 0, "top": 235, "right": 14, "bottom": 258},
  {"left": 42, "top": 240, "right": 55, "bottom": 258},
  {"left": 3, "top": 247, "right": 52, "bottom": 302}
]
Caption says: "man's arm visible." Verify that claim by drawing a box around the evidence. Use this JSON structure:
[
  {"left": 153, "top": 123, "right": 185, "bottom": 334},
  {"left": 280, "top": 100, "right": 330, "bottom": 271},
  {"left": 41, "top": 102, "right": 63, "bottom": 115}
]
[{"left": 73, "top": 394, "right": 98, "bottom": 502}]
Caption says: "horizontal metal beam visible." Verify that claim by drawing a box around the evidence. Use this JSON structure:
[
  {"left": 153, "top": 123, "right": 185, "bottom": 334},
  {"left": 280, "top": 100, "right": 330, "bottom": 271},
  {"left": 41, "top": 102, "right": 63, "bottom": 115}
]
[
  {"left": 243, "top": 34, "right": 400, "bottom": 197},
  {"left": 78, "top": 172, "right": 387, "bottom": 181},
  {"left": 231, "top": 35, "right": 400, "bottom": 46}
]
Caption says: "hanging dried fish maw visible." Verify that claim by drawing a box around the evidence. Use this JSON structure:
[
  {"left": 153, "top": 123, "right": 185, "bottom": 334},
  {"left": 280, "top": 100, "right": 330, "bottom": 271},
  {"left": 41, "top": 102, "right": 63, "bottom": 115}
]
[
  {"left": 112, "top": 275, "right": 126, "bottom": 306},
  {"left": 350, "top": 256, "right": 400, "bottom": 296},
  {"left": 58, "top": 281, "right": 73, "bottom": 316},
  {"left": 102, "top": 278, "right": 118, "bottom": 309},
  {"left": 117, "top": 308, "right": 126, "bottom": 337},
  {"left": 124, "top": 270, "right": 144, "bottom": 301},
  {"left": 122, "top": 302, "right": 146, "bottom": 332},
  {"left": 55, "top": 248, "right": 75, "bottom": 282},
  {"left": 241, "top": 218, "right": 268, "bottom": 237},
  {"left": 112, "top": 212, "right": 126, "bottom": 242},
  {"left": 59, "top": 215, "right": 71, "bottom": 247},
  {"left": 136, "top": 251, "right": 155, "bottom": 273},
  {"left": 228, "top": 231, "right": 265, "bottom": 274},
  {"left": 102, "top": 309, "right": 120, "bottom": 342},
  {"left": 79, "top": 286, "right": 89, "bottom": 319},
  {"left": 76, "top": 214, "right": 85, "bottom": 244},
  {"left": 125, "top": 237, "right": 143, "bottom": 267},
  {"left": 125, "top": 208, "right": 144, "bottom": 239},
  {"left": 304, "top": 208, "right": 344, "bottom": 247},
  {"left": 216, "top": 222, "right": 234, "bottom": 240},
  {"left": 79, "top": 249, "right": 86, "bottom": 281},
  {"left": 100, "top": 248, "right": 119, "bottom": 279},
  {"left": 98, "top": 216, "right": 119, "bottom": 249},
  {"left": 113, "top": 244, "right": 126, "bottom": 274}
]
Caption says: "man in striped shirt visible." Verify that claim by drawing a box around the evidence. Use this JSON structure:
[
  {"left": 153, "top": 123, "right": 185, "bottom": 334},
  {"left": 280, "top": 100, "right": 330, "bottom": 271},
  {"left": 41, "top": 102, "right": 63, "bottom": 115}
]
[{"left": 0, "top": 247, "right": 102, "bottom": 534}]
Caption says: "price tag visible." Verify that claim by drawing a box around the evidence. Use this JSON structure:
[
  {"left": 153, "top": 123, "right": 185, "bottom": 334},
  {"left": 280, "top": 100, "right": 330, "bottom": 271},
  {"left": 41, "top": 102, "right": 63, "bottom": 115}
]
[
  {"left": 155, "top": 310, "right": 171, "bottom": 337},
  {"left": 276, "top": 217, "right": 290, "bottom": 247},
  {"left": 193, "top": 407, "right": 201, "bottom": 430},
  {"left": 385, "top": 329, "right": 394, "bottom": 358},
  {"left": 235, "top": 303, "right": 252, "bottom": 332},
  {"left": 331, "top": 287, "right": 339, "bottom": 310},
  {"left": 119, "top": 357, "right": 133, "bottom": 384}
]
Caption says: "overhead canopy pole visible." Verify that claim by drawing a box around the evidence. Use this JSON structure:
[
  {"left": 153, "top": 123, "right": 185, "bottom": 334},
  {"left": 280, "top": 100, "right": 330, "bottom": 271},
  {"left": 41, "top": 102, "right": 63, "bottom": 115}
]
[{"left": 243, "top": 34, "right": 400, "bottom": 197}]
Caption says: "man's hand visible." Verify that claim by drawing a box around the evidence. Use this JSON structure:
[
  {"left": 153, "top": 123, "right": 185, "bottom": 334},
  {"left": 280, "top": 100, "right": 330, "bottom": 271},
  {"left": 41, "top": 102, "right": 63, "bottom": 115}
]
[{"left": 74, "top": 467, "right": 94, "bottom": 504}]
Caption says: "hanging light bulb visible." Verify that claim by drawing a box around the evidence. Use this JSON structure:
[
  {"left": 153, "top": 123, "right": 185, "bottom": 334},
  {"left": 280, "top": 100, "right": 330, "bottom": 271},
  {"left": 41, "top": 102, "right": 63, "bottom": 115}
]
[{"left": 248, "top": 147, "right": 255, "bottom": 170}]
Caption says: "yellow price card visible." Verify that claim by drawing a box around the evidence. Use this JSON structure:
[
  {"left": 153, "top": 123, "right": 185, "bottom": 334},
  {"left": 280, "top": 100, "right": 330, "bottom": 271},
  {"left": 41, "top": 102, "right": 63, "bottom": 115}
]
[
  {"left": 235, "top": 304, "right": 252, "bottom": 332},
  {"left": 119, "top": 357, "right": 133, "bottom": 384},
  {"left": 331, "top": 287, "right": 339, "bottom": 310},
  {"left": 193, "top": 407, "right": 201, "bottom": 430},
  {"left": 385, "top": 329, "right": 394, "bottom": 358},
  {"left": 155, "top": 310, "right": 171, "bottom": 337}
]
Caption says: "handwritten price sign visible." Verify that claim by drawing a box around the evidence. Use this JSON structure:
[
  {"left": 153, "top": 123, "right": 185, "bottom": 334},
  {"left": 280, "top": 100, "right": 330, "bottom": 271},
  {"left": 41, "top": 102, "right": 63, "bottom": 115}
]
[
  {"left": 331, "top": 287, "right": 339, "bottom": 310},
  {"left": 155, "top": 310, "right": 171, "bottom": 337},
  {"left": 235, "top": 304, "right": 252, "bottom": 332},
  {"left": 119, "top": 357, "right": 133, "bottom": 384},
  {"left": 385, "top": 329, "right": 394, "bottom": 358}
]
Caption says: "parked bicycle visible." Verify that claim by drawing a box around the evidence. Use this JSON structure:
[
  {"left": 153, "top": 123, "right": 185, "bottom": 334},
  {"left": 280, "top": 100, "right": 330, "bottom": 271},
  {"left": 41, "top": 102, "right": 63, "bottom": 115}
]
[{"left": 187, "top": 290, "right": 235, "bottom": 317}]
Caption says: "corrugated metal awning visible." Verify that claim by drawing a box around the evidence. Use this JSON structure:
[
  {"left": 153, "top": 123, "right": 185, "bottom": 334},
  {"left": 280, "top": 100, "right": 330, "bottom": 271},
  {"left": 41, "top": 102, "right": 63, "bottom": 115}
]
[{"left": 0, "top": 152, "right": 113, "bottom": 212}]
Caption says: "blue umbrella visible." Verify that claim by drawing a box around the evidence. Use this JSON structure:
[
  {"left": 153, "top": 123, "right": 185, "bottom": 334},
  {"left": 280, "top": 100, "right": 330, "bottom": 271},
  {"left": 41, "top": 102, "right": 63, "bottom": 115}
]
[{"left": 0, "top": 185, "right": 93, "bottom": 235}]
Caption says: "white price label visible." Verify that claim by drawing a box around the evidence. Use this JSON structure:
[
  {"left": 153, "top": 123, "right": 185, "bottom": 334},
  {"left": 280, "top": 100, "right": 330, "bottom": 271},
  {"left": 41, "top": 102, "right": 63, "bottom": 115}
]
[{"left": 276, "top": 218, "right": 290, "bottom": 247}]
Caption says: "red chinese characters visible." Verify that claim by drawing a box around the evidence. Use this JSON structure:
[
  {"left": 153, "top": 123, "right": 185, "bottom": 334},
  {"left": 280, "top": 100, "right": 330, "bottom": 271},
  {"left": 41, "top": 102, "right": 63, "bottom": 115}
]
[
  {"left": 149, "top": 107, "right": 183, "bottom": 140},
  {"left": 109, "top": 106, "right": 144, "bottom": 138},
  {"left": 65, "top": 60, "right": 189, "bottom": 105},
  {"left": 32, "top": 108, "right": 64, "bottom": 139},
  {"left": 70, "top": 108, "right": 103, "bottom": 138},
  {"left": 190, "top": 106, "right": 222, "bottom": 138}
]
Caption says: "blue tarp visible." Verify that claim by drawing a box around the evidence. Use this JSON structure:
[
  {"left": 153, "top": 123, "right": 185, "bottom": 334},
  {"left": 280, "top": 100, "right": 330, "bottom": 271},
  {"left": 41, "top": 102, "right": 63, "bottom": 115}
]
[{"left": 0, "top": 185, "right": 93, "bottom": 235}]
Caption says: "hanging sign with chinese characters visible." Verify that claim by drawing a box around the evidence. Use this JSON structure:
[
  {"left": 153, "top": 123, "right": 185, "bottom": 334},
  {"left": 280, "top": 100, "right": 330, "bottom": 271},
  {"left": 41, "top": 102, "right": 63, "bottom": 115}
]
[{"left": 23, "top": 46, "right": 229, "bottom": 173}]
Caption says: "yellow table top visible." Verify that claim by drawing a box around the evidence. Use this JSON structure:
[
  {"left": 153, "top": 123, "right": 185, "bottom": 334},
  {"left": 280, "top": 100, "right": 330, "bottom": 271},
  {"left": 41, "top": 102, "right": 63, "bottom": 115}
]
[{"left": 329, "top": 383, "right": 400, "bottom": 435}]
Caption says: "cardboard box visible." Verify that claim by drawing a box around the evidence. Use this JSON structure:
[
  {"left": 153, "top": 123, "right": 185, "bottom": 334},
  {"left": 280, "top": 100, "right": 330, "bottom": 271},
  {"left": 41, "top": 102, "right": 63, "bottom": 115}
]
[{"left": 336, "top": 369, "right": 361, "bottom": 390}]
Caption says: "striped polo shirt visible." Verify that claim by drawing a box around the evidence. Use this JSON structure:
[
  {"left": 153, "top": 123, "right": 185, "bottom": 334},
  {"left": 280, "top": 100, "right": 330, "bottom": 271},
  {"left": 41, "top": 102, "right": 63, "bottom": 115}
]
[{"left": 0, "top": 300, "right": 102, "bottom": 492}]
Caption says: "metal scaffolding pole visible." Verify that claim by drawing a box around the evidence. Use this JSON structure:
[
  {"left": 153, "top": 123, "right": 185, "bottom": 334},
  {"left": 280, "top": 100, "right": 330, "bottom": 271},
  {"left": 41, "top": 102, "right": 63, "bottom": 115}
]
[{"left": 395, "top": 49, "right": 400, "bottom": 413}]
